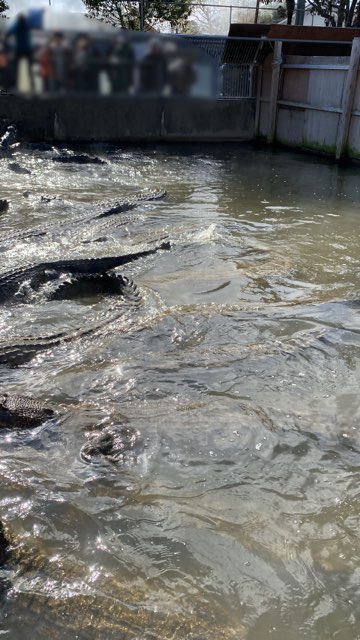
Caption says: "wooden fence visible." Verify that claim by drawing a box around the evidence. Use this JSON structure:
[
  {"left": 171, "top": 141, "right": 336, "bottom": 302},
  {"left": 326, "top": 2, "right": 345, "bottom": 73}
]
[{"left": 256, "top": 37, "right": 360, "bottom": 161}]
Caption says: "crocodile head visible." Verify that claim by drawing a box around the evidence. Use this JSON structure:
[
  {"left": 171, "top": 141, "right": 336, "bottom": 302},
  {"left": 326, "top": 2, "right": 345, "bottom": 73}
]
[{"left": 80, "top": 425, "right": 142, "bottom": 464}]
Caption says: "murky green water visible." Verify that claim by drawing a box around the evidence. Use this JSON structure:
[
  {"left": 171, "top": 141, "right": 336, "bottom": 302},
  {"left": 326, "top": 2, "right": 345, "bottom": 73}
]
[{"left": 0, "top": 143, "right": 360, "bottom": 639}]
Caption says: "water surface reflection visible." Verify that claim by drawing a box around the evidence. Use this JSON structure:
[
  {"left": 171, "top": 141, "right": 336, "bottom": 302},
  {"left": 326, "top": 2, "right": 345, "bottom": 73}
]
[{"left": 0, "top": 144, "right": 360, "bottom": 639}]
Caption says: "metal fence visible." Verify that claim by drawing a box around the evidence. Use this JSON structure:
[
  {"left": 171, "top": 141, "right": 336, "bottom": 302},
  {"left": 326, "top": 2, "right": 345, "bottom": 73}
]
[
  {"left": 221, "top": 63, "right": 257, "bottom": 97},
  {"left": 179, "top": 33, "right": 355, "bottom": 98},
  {"left": 180, "top": 35, "right": 227, "bottom": 63},
  {"left": 180, "top": 35, "right": 268, "bottom": 97}
]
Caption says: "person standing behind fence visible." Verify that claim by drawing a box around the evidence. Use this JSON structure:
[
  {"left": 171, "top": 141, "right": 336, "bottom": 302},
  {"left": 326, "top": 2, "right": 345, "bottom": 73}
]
[
  {"left": 0, "top": 36, "right": 9, "bottom": 91},
  {"left": 139, "top": 40, "right": 168, "bottom": 94},
  {"left": 38, "top": 38, "right": 52, "bottom": 93},
  {"left": 7, "top": 13, "right": 34, "bottom": 92},
  {"left": 48, "top": 32, "right": 71, "bottom": 92},
  {"left": 167, "top": 56, "right": 197, "bottom": 96},
  {"left": 72, "top": 35, "right": 96, "bottom": 92},
  {"left": 352, "top": 4, "right": 360, "bottom": 25},
  {"left": 108, "top": 35, "right": 134, "bottom": 94}
]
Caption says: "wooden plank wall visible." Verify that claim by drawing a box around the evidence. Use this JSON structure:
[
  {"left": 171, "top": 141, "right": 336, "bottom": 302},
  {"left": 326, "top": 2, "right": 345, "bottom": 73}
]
[{"left": 257, "top": 42, "right": 360, "bottom": 161}]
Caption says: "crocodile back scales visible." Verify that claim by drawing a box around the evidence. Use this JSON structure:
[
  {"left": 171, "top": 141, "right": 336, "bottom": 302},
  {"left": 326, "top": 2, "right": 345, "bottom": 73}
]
[
  {"left": 0, "top": 189, "right": 166, "bottom": 245},
  {"left": 0, "top": 242, "right": 170, "bottom": 303},
  {"left": 0, "top": 277, "right": 141, "bottom": 367}
]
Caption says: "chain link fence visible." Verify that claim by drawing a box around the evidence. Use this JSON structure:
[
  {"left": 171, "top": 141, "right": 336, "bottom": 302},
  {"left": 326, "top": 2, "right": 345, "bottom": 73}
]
[{"left": 180, "top": 35, "right": 268, "bottom": 97}]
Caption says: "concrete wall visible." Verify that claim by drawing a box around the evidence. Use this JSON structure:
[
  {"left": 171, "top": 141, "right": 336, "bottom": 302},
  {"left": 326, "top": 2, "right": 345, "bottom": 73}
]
[{"left": 0, "top": 94, "right": 255, "bottom": 143}]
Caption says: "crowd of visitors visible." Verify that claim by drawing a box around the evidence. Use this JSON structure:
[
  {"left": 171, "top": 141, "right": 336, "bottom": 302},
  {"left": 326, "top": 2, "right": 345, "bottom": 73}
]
[{"left": 0, "top": 13, "right": 197, "bottom": 96}]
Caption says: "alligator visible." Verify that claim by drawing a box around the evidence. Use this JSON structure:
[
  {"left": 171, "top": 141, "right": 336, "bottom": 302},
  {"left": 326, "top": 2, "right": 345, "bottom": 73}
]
[
  {"left": 44, "top": 271, "right": 141, "bottom": 301},
  {"left": 0, "top": 188, "right": 166, "bottom": 246},
  {"left": 52, "top": 153, "right": 106, "bottom": 165},
  {"left": 0, "top": 124, "right": 17, "bottom": 157},
  {"left": 0, "top": 274, "right": 142, "bottom": 367},
  {"left": 0, "top": 393, "right": 139, "bottom": 464},
  {"left": 80, "top": 424, "right": 143, "bottom": 464},
  {"left": 0, "top": 125, "right": 30, "bottom": 174},
  {"left": 0, "top": 242, "right": 170, "bottom": 303},
  {"left": 0, "top": 520, "right": 8, "bottom": 565},
  {"left": 0, "top": 393, "right": 55, "bottom": 428},
  {"left": 0, "top": 126, "right": 30, "bottom": 175},
  {"left": 0, "top": 524, "right": 242, "bottom": 640},
  {"left": 8, "top": 162, "right": 31, "bottom": 175},
  {"left": 0, "top": 199, "right": 9, "bottom": 213},
  {"left": 0, "top": 391, "right": 139, "bottom": 458}
]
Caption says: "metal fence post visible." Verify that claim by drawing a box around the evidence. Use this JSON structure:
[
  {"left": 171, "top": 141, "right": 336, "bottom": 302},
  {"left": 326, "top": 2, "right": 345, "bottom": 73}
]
[
  {"left": 267, "top": 40, "right": 282, "bottom": 144},
  {"left": 255, "top": 65, "right": 263, "bottom": 134},
  {"left": 335, "top": 37, "right": 360, "bottom": 160},
  {"left": 295, "top": 0, "right": 305, "bottom": 25},
  {"left": 254, "top": 0, "right": 260, "bottom": 23},
  {"left": 139, "top": 0, "right": 145, "bottom": 31}
]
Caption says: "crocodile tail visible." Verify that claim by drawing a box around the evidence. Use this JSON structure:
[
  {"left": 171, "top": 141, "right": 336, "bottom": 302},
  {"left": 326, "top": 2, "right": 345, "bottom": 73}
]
[{"left": 117, "top": 275, "right": 142, "bottom": 306}]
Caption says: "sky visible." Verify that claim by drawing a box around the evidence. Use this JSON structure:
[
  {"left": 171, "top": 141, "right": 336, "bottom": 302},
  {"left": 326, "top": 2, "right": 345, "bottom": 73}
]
[{"left": 7, "top": 0, "right": 86, "bottom": 15}]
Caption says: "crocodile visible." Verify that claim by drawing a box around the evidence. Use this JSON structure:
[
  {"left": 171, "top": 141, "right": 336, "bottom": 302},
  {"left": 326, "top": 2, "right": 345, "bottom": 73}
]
[
  {"left": 0, "top": 125, "right": 30, "bottom": 175},
  {"left": 0, "top": 523, "right": 243, "bottom": 640},
  {"left": 80, "top": 424, "right": 143, "bottom": 464},
  {"left": 0, "top": 393, "right": 55, "bottom": 428},
  {"left": 0, "top": 393, "right": 139, "bottom": 465},
  {"left": 0, "top": 125, "right": 31, "bottom": 174},
  {"left": 0, "top": 124, "right": 17, "bottom": 157},
  {"left": 0, "top": 520, "right": 8, "bottom": 565},
  {"left": 0, "top": 242, "right": 170, "bottom": 303},
  {"left": 0, "top": 275, "right": 142, "bottom": 367},
  {"left": 45, "top": 271, "right": 141, "bottom": 301},
  {"left": 52, "top": 153, "right": 106, "bottom": 165},
  {"left": 0, "top": 388, "right": 141, "bottom": 469},
  {"left": 8, "top": 162, "right": 31, "bottom": 175},
  {"left": 0, "top": 188, "right": 166, "bottom": 246},
  {"left": 0, "top": 199, "right": 9, "bottom": 213}
]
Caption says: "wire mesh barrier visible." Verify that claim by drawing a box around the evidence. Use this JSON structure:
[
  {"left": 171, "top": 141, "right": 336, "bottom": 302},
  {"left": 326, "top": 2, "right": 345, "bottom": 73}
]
[
  {"left": 220, "top": 63, "right": 257, "bottom": 97},
  {"left": 179, "top": 32, "right": 356, "bottom": 98},
  {"left": 180, "top": 35, "right": 267, "bottom": 97},
  {"left": 179, "top": 35, "right": 227, "bottom": 63}
]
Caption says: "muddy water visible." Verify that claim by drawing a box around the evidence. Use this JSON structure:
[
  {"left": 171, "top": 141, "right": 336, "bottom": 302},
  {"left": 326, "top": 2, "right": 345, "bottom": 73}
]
[{"left": 0, "top": 144, "right": 360, "bottom": 639}]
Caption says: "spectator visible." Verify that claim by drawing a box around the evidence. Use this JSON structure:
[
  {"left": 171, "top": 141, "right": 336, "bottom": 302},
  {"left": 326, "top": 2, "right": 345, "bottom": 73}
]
[
  {"left": 72, "top": 35, "right": 95, "bottom": 92},
  {"left": 7, "top": 13, "right": 34, "bottom": 92},
  {"left": 38, "top": 38, "right": 52, "bottom": 93},
  {"left": 168, "top": 56, "right": 197, "bottom": 96},
  {"left": 352, "top": 5, "right": 360, "bottom": 26},
  {"left": 48, "top": 32, "right": 71, "bottom": 92},
  {"left": 108, "top": 35, "right": 134, "bottom": 94},
  {"left": 0, "top": 36, "right": 9, "bottom": 91},
  {"left": 139, "top": 40, "right": 167, "bottom": 94}
]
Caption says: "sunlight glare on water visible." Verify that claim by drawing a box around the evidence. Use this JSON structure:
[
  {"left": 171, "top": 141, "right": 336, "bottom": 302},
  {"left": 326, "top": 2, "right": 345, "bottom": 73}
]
[{"left": 0, "top": 143, "right": 360, "bottom": 639}]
